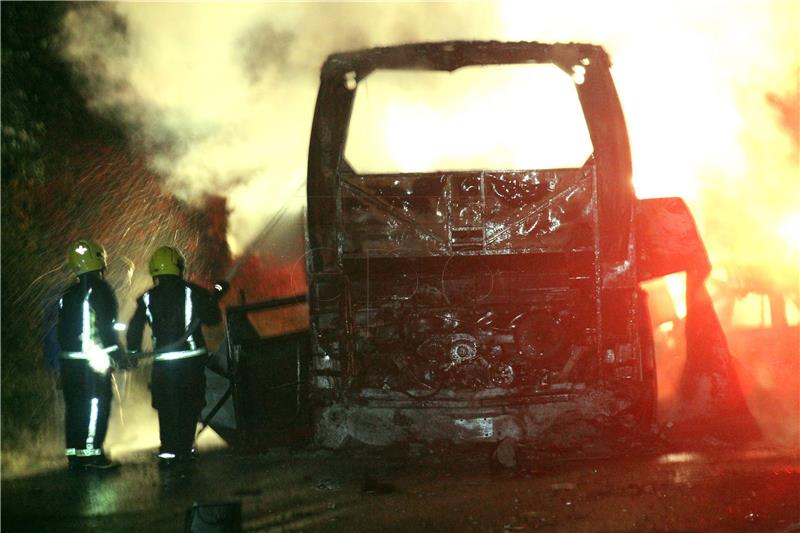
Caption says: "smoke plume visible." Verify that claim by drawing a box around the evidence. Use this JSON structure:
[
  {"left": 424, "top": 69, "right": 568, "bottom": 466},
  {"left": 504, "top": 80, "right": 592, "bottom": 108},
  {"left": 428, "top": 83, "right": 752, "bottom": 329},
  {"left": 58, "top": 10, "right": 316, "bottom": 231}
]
[{"left": 59, "top": 2, "right": 499, "bottom": 256}]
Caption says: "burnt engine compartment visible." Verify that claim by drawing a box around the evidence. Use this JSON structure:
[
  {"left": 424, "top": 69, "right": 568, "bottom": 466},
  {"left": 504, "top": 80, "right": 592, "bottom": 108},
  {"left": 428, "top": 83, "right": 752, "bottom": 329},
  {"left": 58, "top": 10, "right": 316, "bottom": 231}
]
[
  {"left": 314, "top": 248, "right": 604, "bottom": 397},
  {"left": 357, "top": 296, "right": 591, "bottom": 394}
]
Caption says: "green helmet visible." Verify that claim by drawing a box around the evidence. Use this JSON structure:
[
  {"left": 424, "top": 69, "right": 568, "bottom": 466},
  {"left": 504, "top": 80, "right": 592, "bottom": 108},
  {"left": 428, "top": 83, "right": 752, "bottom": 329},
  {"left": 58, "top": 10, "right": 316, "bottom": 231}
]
[
  {"left": 149, "top": 246, "right": 184, "bottom": 277},
  {"left": 67, "top": 239, "right": 107, "bottom": 275}
]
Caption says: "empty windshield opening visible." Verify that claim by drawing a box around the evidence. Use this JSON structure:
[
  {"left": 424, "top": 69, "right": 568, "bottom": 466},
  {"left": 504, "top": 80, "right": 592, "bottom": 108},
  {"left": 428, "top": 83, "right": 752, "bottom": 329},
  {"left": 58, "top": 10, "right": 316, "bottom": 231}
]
[{"left": 345, "top": 63, "right": 594, "bottom": 174}]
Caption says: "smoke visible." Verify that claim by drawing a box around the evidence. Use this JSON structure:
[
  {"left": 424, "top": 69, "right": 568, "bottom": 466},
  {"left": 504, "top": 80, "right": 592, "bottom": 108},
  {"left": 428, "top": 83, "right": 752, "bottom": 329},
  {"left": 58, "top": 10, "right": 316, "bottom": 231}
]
[{"left": 59, "top": 2, "right": 500, "bottom": 255}]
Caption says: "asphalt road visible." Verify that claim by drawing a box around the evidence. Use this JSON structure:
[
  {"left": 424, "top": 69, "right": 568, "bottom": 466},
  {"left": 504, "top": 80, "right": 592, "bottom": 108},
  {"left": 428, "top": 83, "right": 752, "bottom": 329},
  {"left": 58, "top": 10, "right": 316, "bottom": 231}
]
[{"left": 3, "top": 441, "right": 799, "bottom": 532}]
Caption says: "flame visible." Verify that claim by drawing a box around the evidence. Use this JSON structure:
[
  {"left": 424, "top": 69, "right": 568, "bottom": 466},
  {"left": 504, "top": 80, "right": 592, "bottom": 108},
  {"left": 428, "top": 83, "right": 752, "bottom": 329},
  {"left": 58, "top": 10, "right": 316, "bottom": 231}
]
[{"left": 501, "top": 2, "right": 799, "bottom": 292}]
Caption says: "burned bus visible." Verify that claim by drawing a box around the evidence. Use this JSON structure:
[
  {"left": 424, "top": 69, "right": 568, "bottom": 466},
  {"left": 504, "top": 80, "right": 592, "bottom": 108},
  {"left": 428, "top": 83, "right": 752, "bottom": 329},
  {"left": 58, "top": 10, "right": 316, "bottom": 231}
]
[{"left": 223, "top": 41, "right": 709, "bottom": 448}]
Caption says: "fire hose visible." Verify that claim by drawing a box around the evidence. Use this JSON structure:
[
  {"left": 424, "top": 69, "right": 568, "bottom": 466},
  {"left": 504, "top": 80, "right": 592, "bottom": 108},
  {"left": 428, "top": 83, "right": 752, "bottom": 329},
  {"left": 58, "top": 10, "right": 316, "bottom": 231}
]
[{"left": 124, "top": 317, "right": 203, "bottom": 364}]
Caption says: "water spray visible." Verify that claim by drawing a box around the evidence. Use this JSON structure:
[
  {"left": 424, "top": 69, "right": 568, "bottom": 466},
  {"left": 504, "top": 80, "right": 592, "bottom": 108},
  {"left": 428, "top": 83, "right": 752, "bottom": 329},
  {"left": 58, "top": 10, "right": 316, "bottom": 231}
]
[{"left": 221, "top": 180, "right": 306, "bottom": 285}]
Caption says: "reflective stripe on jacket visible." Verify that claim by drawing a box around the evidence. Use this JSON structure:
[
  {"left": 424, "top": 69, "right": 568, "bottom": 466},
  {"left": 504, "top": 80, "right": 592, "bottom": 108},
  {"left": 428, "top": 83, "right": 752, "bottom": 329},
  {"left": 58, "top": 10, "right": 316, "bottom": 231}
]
[
  {"left": 126, "top": 275, "right": 221, "bottom": 354},
  {"left": 57, "top": 273, "right": 120, "bottom": 354}
]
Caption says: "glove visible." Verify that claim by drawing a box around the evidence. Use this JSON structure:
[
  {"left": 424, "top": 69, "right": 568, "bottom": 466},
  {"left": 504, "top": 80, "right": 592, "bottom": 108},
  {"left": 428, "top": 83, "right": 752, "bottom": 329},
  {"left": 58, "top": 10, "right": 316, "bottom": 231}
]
[
  {"left": 88, "top": 346, "right": 114, "bottom": 373},
  {"left": 212, "top": 280, "right": 230, "bottom": 301}
]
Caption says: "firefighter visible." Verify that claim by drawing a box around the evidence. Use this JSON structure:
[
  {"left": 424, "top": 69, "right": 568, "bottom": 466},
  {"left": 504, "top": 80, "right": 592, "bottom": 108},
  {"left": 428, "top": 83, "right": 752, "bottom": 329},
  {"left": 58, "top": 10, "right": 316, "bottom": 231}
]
[
  {"left": 126, "top": 246, "right": 222, "bottom": 468},
  {"left": 58, "top": 239, "right": 123, "bottom": 470}
]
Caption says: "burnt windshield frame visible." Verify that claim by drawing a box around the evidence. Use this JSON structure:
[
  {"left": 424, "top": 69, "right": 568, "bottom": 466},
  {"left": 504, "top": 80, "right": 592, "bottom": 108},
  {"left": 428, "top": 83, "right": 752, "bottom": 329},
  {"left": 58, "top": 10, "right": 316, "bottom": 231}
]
[
  {"left": 308, "top": 41, "right": 634, "bottom": 271},
  {"left": 344, "top": 63, "right": 594, "bottom": 174}
]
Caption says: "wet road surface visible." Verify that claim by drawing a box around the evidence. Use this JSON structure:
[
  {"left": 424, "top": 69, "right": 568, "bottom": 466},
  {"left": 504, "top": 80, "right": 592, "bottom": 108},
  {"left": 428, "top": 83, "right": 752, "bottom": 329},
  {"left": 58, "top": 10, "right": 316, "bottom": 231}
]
[{"left": 3, "top": 443, "right": 799, "bottom": 532}]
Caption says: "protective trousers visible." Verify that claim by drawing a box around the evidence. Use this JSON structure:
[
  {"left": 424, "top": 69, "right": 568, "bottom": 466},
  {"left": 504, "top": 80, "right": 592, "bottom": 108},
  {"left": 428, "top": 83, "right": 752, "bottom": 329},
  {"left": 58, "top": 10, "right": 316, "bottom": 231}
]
[
  {"left": 151, "top": 356, "right": 206, "bottom": 457},
  {"left": 61, "top": 360, "right": 112, "bottom": 460}
]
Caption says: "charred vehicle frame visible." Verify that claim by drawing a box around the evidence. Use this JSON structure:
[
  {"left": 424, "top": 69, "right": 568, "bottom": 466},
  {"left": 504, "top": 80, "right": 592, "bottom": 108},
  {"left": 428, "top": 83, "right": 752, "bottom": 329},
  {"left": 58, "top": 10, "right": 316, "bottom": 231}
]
[
  {"left": 304, "top": 41, "right": 684, "bottom": 447},
  {"left": 222, "top": 41, "right": 709, "bottom": 448}
]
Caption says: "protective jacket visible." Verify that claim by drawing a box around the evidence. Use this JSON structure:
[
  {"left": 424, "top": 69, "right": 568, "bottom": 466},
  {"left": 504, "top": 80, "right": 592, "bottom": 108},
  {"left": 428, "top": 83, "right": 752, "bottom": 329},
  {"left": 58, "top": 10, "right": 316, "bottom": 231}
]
[
  {"left": 127, "top": 275, "right": 221, "bottom": 458},
  {"left": 57, "top": 272, "right": 121, "bottom": 461}
]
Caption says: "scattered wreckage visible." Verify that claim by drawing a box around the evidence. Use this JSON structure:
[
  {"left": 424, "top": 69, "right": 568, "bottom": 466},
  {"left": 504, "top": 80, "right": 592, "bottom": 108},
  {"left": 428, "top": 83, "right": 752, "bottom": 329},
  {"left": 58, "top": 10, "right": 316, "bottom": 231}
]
[{"left": 209, "top": 41, "right": 753, "bottom": 449}]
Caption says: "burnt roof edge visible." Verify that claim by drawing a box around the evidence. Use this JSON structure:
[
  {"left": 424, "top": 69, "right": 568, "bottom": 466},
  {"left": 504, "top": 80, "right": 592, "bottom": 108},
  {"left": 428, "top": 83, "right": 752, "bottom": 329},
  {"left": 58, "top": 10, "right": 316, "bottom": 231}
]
[{"left": 322, "top": 40, "right": 610, "bottom": 76}]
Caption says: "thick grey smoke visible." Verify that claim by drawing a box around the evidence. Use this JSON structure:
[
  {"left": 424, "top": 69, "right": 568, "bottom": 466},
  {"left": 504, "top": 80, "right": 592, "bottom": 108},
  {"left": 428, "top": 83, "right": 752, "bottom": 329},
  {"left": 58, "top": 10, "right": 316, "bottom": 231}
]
[{"left": 59, "top": 2, "right": 500, "bottom": 256}]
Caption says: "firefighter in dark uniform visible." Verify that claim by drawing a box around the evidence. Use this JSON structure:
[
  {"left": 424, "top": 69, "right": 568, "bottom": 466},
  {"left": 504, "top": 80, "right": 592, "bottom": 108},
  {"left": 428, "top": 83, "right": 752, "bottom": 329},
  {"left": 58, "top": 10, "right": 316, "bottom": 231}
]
[
  {"left": 126, "top": 246, "right": 222, "bottom": 467},
  {"left": 58, "top": 239, "right": 123, "bottom": 470}
]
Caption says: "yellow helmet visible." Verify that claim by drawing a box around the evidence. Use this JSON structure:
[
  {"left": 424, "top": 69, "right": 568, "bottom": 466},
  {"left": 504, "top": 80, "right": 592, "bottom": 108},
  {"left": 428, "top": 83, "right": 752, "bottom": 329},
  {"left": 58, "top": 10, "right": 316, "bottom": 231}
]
[
  {"left": 67, "top": 239, "right": 107, "bottom": 275},
  {"left": 149, "top": 246, "right": 185, "bottom": 277}
]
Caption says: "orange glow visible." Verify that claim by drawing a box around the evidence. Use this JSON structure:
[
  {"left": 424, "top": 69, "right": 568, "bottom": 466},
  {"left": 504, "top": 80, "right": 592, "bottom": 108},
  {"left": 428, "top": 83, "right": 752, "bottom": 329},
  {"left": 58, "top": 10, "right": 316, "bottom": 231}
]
[
  {"left": 664, "top": 273, "right": 687, "bottom": 320},
  {"left": 499, "top": 1, "right": 799, "bottom": 296},
  {"left": 730, "top": 293, "right": 773, "bottom": 329}
]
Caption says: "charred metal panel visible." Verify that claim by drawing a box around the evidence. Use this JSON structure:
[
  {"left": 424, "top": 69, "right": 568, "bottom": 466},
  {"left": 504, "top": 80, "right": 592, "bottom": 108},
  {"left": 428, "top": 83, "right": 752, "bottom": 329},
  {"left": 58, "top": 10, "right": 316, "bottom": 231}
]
[
  {"left": 636, "top": 197, "right": 711, "bottom": 280},
  {"left": 233, "top": 331, "right": 311, "bottom": 448},
  {"left": 340, "top": 166, "right": 595, "bottom": 257},
  {"left": 223, "top": 297, "right": 312, "bottom": 449}
]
